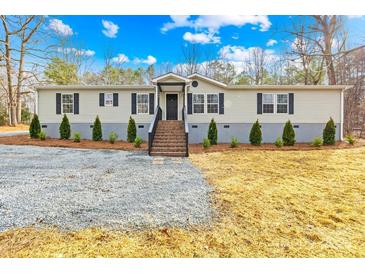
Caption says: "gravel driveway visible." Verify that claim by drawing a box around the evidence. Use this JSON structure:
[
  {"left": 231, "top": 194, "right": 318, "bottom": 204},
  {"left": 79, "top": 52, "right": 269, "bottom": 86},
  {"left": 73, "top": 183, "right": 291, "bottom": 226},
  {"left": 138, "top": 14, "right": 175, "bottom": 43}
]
[{"left": 0, "top": 145, "right": 213, "bottom": 231}]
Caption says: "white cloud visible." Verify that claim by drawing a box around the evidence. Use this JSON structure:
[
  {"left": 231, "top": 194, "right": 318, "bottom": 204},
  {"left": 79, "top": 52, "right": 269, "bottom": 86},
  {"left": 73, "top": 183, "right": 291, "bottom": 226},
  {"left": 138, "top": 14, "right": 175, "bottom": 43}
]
[
  {"left": 48, "top": 19, "right": 73, "bottom": 36},
  {"left": 219, "top": 45, "right": 278, "bottom": 73},
  {"left": 183, "top": 32, "right": 220, "bottom": 44},
  {"left": 102, "top": 20, "right": 119, "bottom": 38},
  {"left": 161, "top": 15, "right": 271, "bottom": 33},
  {"left": 112, "top": 53, "right": 130, "bottom": 64},
  {"left": 134, "top": 55, "right": 157, "bottom": 65},
  {"left": 57, "top": 47, "right": 95, "bottom": 57},
  {"left": 266, "top": 39, "right": 278, "bottom": 47}
]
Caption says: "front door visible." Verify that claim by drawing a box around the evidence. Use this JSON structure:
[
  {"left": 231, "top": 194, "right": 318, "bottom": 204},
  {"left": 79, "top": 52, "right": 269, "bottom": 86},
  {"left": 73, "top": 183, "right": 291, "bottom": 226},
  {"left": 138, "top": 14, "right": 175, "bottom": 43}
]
[{"left": 166, "top": 94, "right": 178, "bottom": 120}]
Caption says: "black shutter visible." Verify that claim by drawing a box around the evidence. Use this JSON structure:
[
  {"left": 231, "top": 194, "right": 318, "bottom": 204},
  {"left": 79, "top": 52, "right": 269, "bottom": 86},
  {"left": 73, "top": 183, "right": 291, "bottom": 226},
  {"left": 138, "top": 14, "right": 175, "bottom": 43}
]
[
  {"left": 74, "top": 93, "right": 79, "bottom": 114},
  {"left": 149, "top": 93, "right": 154, "bottom": 114},
  {"left": 187, "top": 93, "right": 192, "bottom": 114},
  {"left": 56, "top": 93, "right": 61, "bottom": 114},
  {"left": 99, "top": 93, "right": 104, "bottom": 107},
  {"left": 257, "top": 93, "right": 262, "bottom": 114},
  {"left": 113, "top": 93, "right": 118, "bottom": 107},
  {"left": 131, "top": 93, "right": 136, "bottom": 114},
  {"left": 219, "top": 93, "right": 224, "bottom": 114},
  {"left": 289, "top": 93, "right": 294, "bottom": 114}
]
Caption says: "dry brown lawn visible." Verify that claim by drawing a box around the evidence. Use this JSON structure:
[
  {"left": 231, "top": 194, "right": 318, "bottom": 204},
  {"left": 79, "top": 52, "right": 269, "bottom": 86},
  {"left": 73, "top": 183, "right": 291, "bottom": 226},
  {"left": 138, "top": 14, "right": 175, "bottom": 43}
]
[
  {"left": 0, "top": 124, "right": 29, "bottom": 132},
  {"left": 0, "top": 147, "right": 364, "bottom": 257}
]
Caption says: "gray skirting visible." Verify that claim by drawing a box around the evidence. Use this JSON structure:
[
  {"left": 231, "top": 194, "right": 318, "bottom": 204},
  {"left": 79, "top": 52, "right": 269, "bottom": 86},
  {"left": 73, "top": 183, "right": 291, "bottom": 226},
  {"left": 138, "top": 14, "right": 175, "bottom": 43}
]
[
  {"left": 188, "top": 123, "right": 341, "bottom": 144},
  {"left": 41, "top": 123, "right": 150, "bottom": 141},
  {"left": 41, "top": 122, "right": 341, "bottom": 144}
]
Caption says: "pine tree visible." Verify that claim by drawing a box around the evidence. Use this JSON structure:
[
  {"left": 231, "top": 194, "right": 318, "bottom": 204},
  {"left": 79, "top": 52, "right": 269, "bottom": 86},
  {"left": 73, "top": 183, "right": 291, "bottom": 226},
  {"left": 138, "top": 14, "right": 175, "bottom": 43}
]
[
  {"left": 282, "top": 120, "right": 296, "bottom": 146},
  {"left": 59, "top": 114, "right": 71, "bottom": 140},
  {"left": 323, "top": 117, "right": 336, "bottom": 145},
  {"left": 29, "top": 114, "right": 41, "bottom": 138},
  {"left": 127, "top": 116, "right": 137, "bottom": 142},
  {"left": 208, "top": 118, "right": 218, "bottom": 145},
  {"left": 249, "top": 119, "right": 262, "bottom": 145},
  {"left": 92, "top": 115, "right": 102, "bottom": 141}
]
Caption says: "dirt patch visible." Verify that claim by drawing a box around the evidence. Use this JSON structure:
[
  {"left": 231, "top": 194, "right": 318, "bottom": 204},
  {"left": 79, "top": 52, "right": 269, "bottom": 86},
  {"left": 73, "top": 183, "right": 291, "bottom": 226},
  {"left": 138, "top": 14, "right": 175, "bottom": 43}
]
[
  {"left": 189, "top": 140, "right": 365, "bottom": 154},
  {"left": 0, "top": 135, "right": 147, "bottom": 151},
  {"left": 0, "top": 124, "right": 29, "bottom": 133}
]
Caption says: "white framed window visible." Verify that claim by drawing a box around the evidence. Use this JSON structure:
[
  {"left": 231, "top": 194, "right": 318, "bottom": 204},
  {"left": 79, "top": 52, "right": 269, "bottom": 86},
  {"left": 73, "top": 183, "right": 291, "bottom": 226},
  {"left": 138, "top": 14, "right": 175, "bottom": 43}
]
[
  {"left": 262, "top": 94, "right": 274, "bottom": 114},
  {"left": 207, "top": 94, "right": 219, "bottom": 114},
  {"left": 193, "top": 94, "right": 204, "bottom": 114},
  {"left": 62, "top": 94, "right": 73, "bottom": 114},
  {"left": 276, "top": 94, "right": 288, "bottom": 113},
  {"left": 137, "top": 93, "right": 149, "bottom": 114},
  {"left": 105, "top": 93, "right": 113, "bottom": 107}
]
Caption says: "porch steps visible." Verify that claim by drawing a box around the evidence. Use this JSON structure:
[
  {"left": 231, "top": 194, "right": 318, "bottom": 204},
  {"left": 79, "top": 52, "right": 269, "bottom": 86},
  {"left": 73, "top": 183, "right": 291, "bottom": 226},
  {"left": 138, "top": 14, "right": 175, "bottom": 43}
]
[{"left": 151, "top": 120, "right": 187, "bottom": 157}]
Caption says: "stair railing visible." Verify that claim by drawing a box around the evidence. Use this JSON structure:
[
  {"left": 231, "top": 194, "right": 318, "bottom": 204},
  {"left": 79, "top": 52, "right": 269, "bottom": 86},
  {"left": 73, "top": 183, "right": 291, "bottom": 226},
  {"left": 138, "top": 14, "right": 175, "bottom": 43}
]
[
  {"left": 148, "top": 106, "right": 162, "bottom": 156},
  {"left": 182, "top": 106, "right": 189, "bottom": 157}
]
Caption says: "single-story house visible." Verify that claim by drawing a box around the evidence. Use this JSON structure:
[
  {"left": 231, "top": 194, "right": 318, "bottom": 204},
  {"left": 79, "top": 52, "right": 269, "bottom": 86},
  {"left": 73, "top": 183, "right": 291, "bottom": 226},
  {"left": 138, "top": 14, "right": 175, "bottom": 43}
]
[{"left": 36, "top": 72, "right": 348, "bottom": 156}]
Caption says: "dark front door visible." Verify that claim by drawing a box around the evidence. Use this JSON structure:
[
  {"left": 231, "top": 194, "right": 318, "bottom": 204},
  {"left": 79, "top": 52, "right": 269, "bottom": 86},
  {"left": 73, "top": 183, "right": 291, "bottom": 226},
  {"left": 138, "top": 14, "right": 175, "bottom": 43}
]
[{"left": 166, "top": 94, "right": 178, "bottom": 120}]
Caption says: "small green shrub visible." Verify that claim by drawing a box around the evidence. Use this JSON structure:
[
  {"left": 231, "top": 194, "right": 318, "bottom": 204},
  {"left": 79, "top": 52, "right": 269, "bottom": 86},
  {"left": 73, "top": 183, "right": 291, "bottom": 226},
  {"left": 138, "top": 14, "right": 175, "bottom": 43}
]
[
  {"left": 274, "top": 137, "right": 283, "bottom": 148},
  {"left": 59, "top": 114, "right": 71, "bottom": 140},
  {"left": 92, "top": 115, "right": 102, "bottom": 141},
  {"left": 38, "top": 130, "right": 46, "bottom": 140},
  {"left": 127, "top": 116, "right": 137, "bottom": 142},
  {"left": 208, "top": 119, "right": 218, "bottom": 145},
  {"left": 311, "top": 136, "right": 323, "bottom": 147},
  {"left": 134, "top": 136, "right": 142, "bottom": 148},
  {"left": 282, "top": 120, "right": 296, "bottom": 146},
  {"left": 230, "top": 137, "right": 239, "bottom": 148},
  {"left": 29, "top": 114, "right": 41, "bottom": 138},
  {"left": 345, "top": 135, "right": 356, "bottom": 145},
  {"left": 249, "top": 119, "right": 262, "bottom": 145},
  {"left": 73, "top": 132, "right": 81, "bottom": 143},
  {"left": 203, "top": 137, "right": 211, "bottom": 149},
  {"left": 109, "top": 131, "right": 118, "bottom": 144},
  {"left": 323, "top": 117, "right": 336, "bottom": 145}
]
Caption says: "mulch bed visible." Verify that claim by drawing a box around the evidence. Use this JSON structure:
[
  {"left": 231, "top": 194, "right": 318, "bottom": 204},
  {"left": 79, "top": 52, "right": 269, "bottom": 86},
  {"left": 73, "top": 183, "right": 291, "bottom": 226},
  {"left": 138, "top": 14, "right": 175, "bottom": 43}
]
[
  {"left": 0, "top": 134, "right": 363, "bottom": 154},
  {"left": 0, "top": 135, "right": 147, "bottom": 151},
  {"left": 189, "top": 140, "right": 364, "bottom": 154}
]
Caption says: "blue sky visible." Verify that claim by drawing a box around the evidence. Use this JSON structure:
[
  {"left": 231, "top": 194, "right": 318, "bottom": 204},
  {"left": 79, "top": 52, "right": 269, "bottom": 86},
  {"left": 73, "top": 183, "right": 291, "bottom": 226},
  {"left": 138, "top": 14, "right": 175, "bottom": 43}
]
[{"left": 47, "top": 15, "right": 365, "bottom": 71}]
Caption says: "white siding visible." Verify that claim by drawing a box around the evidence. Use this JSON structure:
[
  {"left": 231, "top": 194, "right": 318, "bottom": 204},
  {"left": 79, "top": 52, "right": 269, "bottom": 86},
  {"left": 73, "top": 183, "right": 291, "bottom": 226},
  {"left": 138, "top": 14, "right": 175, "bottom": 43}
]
[
  {"left": 188, "top": 78, "right": 342, "bottom": 124},
  {"left": 38, "top": 89, "right": 154, "bottom": 124}
]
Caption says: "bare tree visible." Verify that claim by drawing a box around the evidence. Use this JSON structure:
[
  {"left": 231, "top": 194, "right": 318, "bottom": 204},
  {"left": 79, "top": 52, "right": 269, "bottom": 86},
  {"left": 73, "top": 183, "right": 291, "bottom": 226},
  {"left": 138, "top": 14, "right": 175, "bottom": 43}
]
[
  {"left": 0, "top": 15, "right": 45, "bottom": 125},
  {"left": 180, "top": 44, "right": 201, "bottom": 75}
]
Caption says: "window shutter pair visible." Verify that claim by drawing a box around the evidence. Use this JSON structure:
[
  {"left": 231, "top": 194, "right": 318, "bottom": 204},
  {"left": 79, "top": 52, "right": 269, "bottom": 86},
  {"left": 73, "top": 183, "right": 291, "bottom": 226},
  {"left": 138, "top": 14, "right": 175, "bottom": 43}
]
[
  {"left": 257, "top": 93, "right": 294, "bottom": 114},
  {"left": 187, "top": 93, "right": 224, "bottom": 115},
  {"left": 131, "top": 93, "right": 155, "bottom": 114},
  {"left": 56, "top": 93, "right": 79, "bottom": 114},
  {"left": 99, "top": 93, "right": 119, "bottom": 107}
]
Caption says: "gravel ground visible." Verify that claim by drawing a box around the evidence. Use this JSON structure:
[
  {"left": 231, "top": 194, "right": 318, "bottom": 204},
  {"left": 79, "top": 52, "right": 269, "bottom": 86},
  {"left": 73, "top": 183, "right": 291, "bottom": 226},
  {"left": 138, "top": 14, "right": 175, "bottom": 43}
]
[
  {"left": 0, "top": 131, "right": 28, "bottom": 137},
  {"left": 0, "top": 145, "right": 213, "bottom": 231}
]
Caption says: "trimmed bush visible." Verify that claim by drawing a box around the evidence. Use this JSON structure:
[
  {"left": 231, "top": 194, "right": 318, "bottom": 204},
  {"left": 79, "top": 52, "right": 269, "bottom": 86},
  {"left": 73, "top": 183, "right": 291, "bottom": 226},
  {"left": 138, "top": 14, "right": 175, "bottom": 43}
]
[
  {"left": 59, "top": 114, "right": 71, "bottom": 140},
  {"left": 282, "top": 120, "right": 296, "bottom": 146},
  {"left": 311, "top": 136, "right": 323, "bottom": 147},
  {"left": 203, "top": 137, "right": 211, "bottom": 149},
  {"left": 323, "top": 117, "right": 336, "bottom": 145},
  {"left": 38, "top": 130, "right": 46, "bottom": 140},
  {"left": 249, "top": 119, "right": 262, "bottom": 145},
  {"left": 345, "top": 134, "right": 356, "bottom": 145},
  {"left": 73, "top": 132, "right": 81, "bottom": 143},
  {"left": 134, "top": 136, "right": 142, "bottom": 148},
  {"left": 127, "top": 116, "right": 137, "bottom": 142},
  {"left": 92, "top": 115, "right": 102, "bottom": 141},
  {"left": 109, "top": 131, "right": 118, "bottom": 144},
  {"left": 29, "top": 114, "right": 41, "bottom": 138},
  {"left": 208, "top": 118, "right": 218, "bottom": 145},
  {"left": 274, "top": 137, "right": 283, "bottom": 148},
  {"left": 230, "top": 137, "right": 239, "bottom": 148}
]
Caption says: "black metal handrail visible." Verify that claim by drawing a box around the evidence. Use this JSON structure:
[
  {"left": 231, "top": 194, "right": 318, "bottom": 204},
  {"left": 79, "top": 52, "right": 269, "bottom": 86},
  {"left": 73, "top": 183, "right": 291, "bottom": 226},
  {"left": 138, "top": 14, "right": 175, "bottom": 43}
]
[
  {"left": 148, "top": 106, "right": 162, "bottom": 155},
  {"left": 182, "top": 106, "right": 189, "bottom": 157}
]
